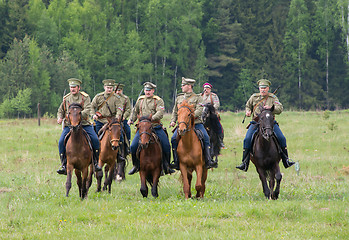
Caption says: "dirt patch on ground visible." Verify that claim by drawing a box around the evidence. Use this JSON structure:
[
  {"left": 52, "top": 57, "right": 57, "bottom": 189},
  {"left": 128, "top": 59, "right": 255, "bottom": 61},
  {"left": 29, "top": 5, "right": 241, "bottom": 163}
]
[
  {"left": 341, "top": 166, "right": 349, "bottom": 175},
  {"left": 0, "top": 188, "right": 12, "bottom": 193}
]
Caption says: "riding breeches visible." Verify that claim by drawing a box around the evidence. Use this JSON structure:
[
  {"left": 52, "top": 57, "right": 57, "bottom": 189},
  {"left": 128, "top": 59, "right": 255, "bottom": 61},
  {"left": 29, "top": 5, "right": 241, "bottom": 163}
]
[
  {"left": 243, "top": 121, "right": 287, "bottom": 150},
  {"left": 123, "top": 120, "right": 131, "bottom": 141},
  {"left": 171, "top": 123, "right": 210, "bottom": 149},
  {"left": 58, "top": 125, "right": 100, "bottom": 155},
  {"left": 130, "top": 125, "right": 170, "bottom": 155}
]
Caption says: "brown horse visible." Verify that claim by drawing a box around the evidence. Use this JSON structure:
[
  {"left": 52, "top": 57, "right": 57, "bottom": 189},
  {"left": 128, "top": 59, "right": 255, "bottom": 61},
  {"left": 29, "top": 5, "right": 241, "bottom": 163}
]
[
  {"left": 251, "top": 105, "right": 282, "bottom": 200},
  {"left": 96, "top": 117, "right": 122, "bottom": 193},
  {"left": 137, "top": 116, "right": 162, "bottom": 198},
  {"left": 177, "top": 100, "right": 207, "bottom": 199},
  {"left": 65, "top": 103, "right": 93, "bottom": 199}
]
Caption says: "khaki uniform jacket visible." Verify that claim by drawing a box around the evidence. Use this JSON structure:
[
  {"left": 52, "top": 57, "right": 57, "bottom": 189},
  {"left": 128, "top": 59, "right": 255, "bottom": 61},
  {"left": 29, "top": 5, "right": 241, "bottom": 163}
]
[
  {"left": 202, "top": 92, "right": 220, "bottom": 111},
  {"left": 129, "top": 95, "right": 165, "bottom": 127},
  {"left": 246, "top": 92, "right": 283, "bottom": 119},
  {"left": 117, "top": 93, "right": 131, "bottom": 120},
  {"left": 57, "top": 92, "right": 92, "bottom": 126},
  {"left": 171, "top": 92, "right": 204, "bottom": 124},
  {"left": 91, "top": 92, "right": 123, "bottom": 124}
]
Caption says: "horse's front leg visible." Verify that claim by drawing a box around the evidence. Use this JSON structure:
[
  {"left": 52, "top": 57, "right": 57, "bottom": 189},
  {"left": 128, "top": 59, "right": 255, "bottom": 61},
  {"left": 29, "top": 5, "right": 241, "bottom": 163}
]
[
  {"left": 106, "top": 162, "right": 116, "bottom": 194},
  {"left": 102, "top": 164, "right": 109, "bottom": 191},
  {"left": 180, "top": 165, "right": 191, "bottom": 199},
  {"left": 272, "top": 166, "right": 282, "bottom": 200},
  {"left": 256, "top": 167, "right": 270, "bottom": 199},
  {"left": 139, "top": 171, "right": 148, "bottom": 198},
  {"left": 81, "top": 167, "right": 89, "bottom": 199},
  {"left": 195, "top": 165, "right": 204, "bottom": 198},
  {"left": 75, "top": 169, "right": 83, "bottom": 198},
  {"left": 65, "top": 168, "right": 73, "bottom": 197},
  {"left": 96, "top": 168, "right": 103, "bottom": 192},
  {"left": 151, "top": 170, "right": 161, "bottom": 198}
]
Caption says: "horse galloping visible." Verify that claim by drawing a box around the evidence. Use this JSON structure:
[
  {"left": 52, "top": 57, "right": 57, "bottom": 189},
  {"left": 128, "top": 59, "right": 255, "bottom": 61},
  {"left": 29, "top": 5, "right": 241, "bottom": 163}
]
[
  {"left": 137, "top": 116, "right": 162, "bottom": 198},
  {"left": 96, "top": 117, "right": 122, "bottom": 193},
  {"left": 251, "top": 105, "right": 282, "bottom": 200},
  {"left": 65, "top": 103, "right": 93, "bottom": 199},
  {"left": 177, "top": 100, "right": 207, "bottom": 199},
  {"left": 202, "top": 103, "right": 222, "bottom": 162}
]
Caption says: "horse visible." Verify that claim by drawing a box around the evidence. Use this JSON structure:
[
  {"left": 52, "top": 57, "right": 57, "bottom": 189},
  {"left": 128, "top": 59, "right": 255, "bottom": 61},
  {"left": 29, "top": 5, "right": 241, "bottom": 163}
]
[
  {"left": 251, "top": 105, "right": 282, "bottom": 200},
  {"left": 177, "top": 100, "right": 207, "bottom": 199},
  {"left": 96, "top": 117, "right": 122, "bottom": 193},
  {"left": 65, "top": 103, "right": 93, "bottom": 199},
  {"left": 202, "top": 103, "right": 222, "bottom": 162},
  {"left": 137, "top": 116, "right": 162, "bottom": 198}
]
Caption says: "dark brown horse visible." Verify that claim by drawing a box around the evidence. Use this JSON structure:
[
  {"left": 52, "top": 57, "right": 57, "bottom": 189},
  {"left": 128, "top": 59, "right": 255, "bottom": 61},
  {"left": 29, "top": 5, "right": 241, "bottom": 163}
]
[
  {"left": 65, "top": 103, "right": 93, "bottom": 199},
  {"left": 177, "top": 100, "right": 207, "bottom": 199},
  {"left": 96, "top": 117, "right": 122, "bottom": 193},
  {"left": 137, "top": 116, "right": 162, "bottom": 198},
  {"left": 251, "top": 105, "right": 282, "bottom": 200},
  {"left": 202, "top": 103, "right": 221, "bottom": 162}
]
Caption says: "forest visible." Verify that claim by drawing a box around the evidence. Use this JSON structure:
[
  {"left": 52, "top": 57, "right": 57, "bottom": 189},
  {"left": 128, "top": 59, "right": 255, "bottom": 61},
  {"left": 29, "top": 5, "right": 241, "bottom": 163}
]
[{"left": 0, "top": 0, "right": 349, "bottom": 118}]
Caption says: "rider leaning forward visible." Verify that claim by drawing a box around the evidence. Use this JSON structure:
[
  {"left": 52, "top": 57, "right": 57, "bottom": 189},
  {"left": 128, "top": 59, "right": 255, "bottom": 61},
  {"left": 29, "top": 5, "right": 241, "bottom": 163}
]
[
  {"left": 127, "top": 82, "right": 175, "bottom": 175},
  {"left": 236, "top": 79, "right": 295, "bottom": 172},
  {"left": 170, "top": 77, "right": 218, "bottom": 170},
  {"left": 56, "top": 78, "right": 102, "bottom": 175}
]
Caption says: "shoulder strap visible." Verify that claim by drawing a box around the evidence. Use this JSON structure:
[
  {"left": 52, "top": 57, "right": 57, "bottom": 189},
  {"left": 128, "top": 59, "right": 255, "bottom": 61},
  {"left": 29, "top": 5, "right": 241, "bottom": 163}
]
[
  {"left": 97, "top": 94, "right": 113, "bottom": 110},
  {"left": 253, "top": 95, "right": 269, "bottom": 114}
]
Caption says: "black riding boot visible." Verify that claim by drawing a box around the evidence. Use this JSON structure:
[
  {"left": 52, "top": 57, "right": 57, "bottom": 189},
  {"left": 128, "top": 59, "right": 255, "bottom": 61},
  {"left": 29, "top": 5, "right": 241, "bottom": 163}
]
[
  {"left": 163, "top": 151, "right": 175, "bottom": 174},
  {"left": 280, "top": 147, "right": 295, "bottom": 168},
  {"left": 170, "top": 148, "right": 180, "bottom": 170},
  {"left": 93, "top": 149, "right": 102, "bottom": 172},
  {"left": 57, "top": 153, "right": 67, "bottom": 175},
  {"left": 128, "top": 153, "right": 139, "bottom": 175},
  {"left": 236, "top": 149, "right": 250, "bottom": 172},
  {"left": 204, "top": 147, "right": 218, "bottom": 169}
]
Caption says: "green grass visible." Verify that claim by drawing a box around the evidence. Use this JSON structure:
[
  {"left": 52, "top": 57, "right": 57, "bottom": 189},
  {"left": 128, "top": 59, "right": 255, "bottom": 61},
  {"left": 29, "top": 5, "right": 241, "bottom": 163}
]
[{"left": 0, "top": 111, "right": 348, "bottom": 239}]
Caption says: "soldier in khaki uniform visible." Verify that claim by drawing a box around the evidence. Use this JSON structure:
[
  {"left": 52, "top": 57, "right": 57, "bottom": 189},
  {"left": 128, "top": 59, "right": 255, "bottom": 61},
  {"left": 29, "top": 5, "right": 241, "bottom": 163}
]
[
  {"left": 115, "top": 83, "right": 131, "bottom": 144},
  {"left": 127, "top": 82, "right": 175, "bottom": 175},
  {"left": 169, "top": 77, "right": 218, "bottom": 170},
  {"left": 201, "top": 82, "right": 224, "bottom": 148},
  {"left": 91, "top": 79, "right": 123, "bottom": 134},
  {"left": 57, "top": 78, "right": 102, "bottom": 174},
  {"left": 236, "top": 79, "right": 295, "bottom": 171}
]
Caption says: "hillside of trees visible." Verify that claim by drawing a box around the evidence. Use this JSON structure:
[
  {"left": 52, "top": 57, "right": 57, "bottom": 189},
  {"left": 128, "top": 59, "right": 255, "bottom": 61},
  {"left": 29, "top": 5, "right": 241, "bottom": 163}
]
[{"left": 1, "top": 0, "right": 349, "bottom": 118}]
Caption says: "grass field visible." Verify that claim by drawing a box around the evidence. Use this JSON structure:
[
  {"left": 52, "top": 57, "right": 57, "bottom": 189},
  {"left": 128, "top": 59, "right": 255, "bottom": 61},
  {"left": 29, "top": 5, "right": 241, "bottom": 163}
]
[{"left": 0, "top": 110, "right": 348, "bottom": 239}]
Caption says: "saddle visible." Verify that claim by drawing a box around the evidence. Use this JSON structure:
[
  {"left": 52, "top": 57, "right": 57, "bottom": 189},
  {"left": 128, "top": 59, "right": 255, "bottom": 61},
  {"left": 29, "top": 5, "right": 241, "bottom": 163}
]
[{"left": 64, "top": 128, "right": 93, "bottom": 151}]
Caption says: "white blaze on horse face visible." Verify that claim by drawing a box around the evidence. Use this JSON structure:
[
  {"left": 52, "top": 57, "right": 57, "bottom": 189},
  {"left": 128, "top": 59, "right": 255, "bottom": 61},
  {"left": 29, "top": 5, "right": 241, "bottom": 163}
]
[{"left": 266, "top": 113, "right": 271, "bottom": 119}]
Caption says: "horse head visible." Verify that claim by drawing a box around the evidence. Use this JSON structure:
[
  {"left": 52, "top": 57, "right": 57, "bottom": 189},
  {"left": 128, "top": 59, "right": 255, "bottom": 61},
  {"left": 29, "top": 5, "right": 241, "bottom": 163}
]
[
  {"left": 257, "top": 105, "right": 275, "bottom": 141},
  {"left": 201, "top": 103, "right": 214, "bottom": 123},
  {"left": 177, "top": 100, "right": 195, "bottom": 136},
  {"left": 138, "top": 115, "right": 153, "bottom": 149},
  {"left": 68, "top": 103, "right": 83, "bottom": 132},
  {"left": 106, "top": 116, "right": 121, "bottom": 151}
]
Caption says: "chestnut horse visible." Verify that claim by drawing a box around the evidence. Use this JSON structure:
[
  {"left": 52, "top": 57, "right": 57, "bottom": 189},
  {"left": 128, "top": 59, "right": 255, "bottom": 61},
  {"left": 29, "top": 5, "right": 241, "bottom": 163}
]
[
  {"left": 251, "top": 106, "right": 282, "bottom": 200},
  {"left": 137, "top": 116, "right": 162, "bottom": 198},
  {"left": 65, "top": 103, "right": 93, "bottom": 199},
  {"left": 177, "top": 100, "right": 207, "bottom": 199},
  {"left": 96, "top": 117, "right": 122, "bottom": 193}
]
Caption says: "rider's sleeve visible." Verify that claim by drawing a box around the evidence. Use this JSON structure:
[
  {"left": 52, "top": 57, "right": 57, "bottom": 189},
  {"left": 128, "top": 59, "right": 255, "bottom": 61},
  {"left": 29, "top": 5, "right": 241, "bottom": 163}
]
[
  {"left": 123, "top": 96, "right": 131, "bottom": 120},
  {"left": 152, "top": 98, "right": 165, "bottom": 121},
  {"left": 194, "top": 95, "right": 204, "bottom": 119},
  {"left": 90, "top": 95, "right": 98, "bottom": 115},
  {"left": 57, "top": 102, "right": 65, "bottom": 119},
  {"left": 170, "top": 98, "right": 178, "bottom": 123},
  {"left": 245, "top": 95, "right": 254, "bottom": 113},
  {"left": 213, "top": 94, "right": 220, "bottom": 111},
  {"left": 272, "top": 95, "right": 283, "bottom": 115},
  {"left": 82, "top": 96, "right": 92, "bottom": 120}
]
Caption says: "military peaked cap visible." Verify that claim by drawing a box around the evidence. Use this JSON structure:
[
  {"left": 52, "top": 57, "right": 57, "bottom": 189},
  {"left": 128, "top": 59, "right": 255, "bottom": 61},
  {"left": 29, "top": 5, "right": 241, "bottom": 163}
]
[
  {"left": 257, "top": 79, "right": 271, "bottom": 88},
  {"left": 182, "top": 77, "right": 196, "bottom": 86},
  {"left": 143, "top": 82, "right": 156, "bottom": 90},
  {"left": 68, "top": 78, "right": 82, "bottom": 87}
]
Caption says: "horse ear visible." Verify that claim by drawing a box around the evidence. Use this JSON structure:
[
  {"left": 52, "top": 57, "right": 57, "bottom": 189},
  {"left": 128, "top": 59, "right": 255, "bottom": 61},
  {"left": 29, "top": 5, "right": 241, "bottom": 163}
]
[{"left": 270, "top": 105, "right": 275, "bottom": 112}]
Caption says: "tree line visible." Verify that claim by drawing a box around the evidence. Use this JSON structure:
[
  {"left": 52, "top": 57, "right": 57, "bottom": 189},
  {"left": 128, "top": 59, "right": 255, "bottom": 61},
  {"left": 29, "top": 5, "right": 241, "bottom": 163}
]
[{"left": 0, "top": 0, "right": 348, "bottom": 118}]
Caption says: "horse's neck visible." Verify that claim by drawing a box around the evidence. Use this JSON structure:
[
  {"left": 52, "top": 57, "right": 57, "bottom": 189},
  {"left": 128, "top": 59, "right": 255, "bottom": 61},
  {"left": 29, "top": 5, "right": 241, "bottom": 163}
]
[
  {"left": 71, "top": 129, "right": 85, "bottom": 144},
  {"left": 180, "top": 128, "right": 196, "bottom": 146}
]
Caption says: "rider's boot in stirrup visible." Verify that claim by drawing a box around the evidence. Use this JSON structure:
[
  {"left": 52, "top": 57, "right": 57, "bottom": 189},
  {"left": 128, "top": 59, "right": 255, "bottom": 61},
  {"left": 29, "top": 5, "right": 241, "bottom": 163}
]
[
  {"left": 57, "top": 153, "right": 67, "bottom": 175},
  {"left": 170, "top": 148, "right": 180, "bottom": 170},
  {"left": 204, "top": 147, "right": 218, "bottom": 169},
  {"left": 163, "top": 151, "right": 175, "bottom": 174},
  {"left": 128, "top": 153, "right": 139, "bottom": 175},
  {"left": 236, "top": 149, "right": 250, "bottom": 172},
  {"left": 280, "top": 147, "right": 295, "bottom": 168},
  {"left": 93, "top": 149, "right": 102, "bottom": 172}
]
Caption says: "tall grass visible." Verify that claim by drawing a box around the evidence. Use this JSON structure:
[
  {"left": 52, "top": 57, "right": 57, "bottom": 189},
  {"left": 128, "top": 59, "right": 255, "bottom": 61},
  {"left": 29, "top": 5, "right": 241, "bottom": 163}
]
[{"left": 0, "top": 111, "right": 348, "bottom": 239}]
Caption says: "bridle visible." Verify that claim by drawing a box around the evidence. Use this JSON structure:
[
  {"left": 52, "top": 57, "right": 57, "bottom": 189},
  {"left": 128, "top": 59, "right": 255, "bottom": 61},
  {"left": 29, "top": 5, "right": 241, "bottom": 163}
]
[
  {"left": 138, "top": 119, "right": 154, "bottom": 149},
  {"left": 108, "top": 120, "right": 121, "bottom": 147},
  {"left": 177, "top": 105, "right": 193, "bottom": 135},
  {"left": 68, "top": 105, "right": 82, "bottom": 131},
  {"left": 257, "top": 110, "right": 274, "bottom": 140}
]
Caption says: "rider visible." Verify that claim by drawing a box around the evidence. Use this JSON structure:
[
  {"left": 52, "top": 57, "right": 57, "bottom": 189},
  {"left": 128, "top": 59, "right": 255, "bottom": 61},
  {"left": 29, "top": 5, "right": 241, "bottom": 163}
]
[
  {"left": 236, "top": 79, "right": 295, "bottom": 172},
  {"left": 57, "top": 78, "right": 102, "bottom": 175},
  {"left": 201, "top": 82, "right": 224, "bottom": 148},
  {"left": 115, "top": 83, "right": 131, "bottom": 148},
  {"left": 170, "top": 77, "right": 218, "bottom": 170},
  {"left": 127, "top": 82, "right": 175, "bottom": 175}
]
